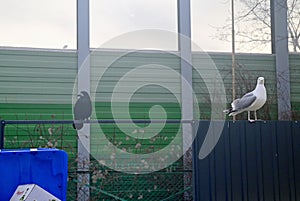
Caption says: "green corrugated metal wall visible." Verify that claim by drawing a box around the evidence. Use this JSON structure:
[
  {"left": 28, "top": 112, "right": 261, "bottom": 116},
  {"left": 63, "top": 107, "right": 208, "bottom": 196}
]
[
  {"left": 0, "top": 47, "right": 300, "bottom": 200},
  {"left": 0, "top": 48, "right": 77, "bottom": 150},
  {"left": 2, "top": 48, "right": 300, "bottom": 121},
  {"left": 290, "top": 54, "right": 300, "bottom": 118},
  {"left": 0, "top": 48, "right": 79, "bottom": 199}
]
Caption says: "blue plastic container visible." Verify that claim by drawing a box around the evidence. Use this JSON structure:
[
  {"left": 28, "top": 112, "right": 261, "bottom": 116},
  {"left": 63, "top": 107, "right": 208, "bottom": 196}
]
[{"left": 0, "top": 148, "right": 68, "bottom": 201}]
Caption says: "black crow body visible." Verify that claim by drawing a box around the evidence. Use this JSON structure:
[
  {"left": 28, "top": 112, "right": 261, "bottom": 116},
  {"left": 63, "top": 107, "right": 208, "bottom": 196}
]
[{"left": 73, "top": 91, "right": 92, "bottom": 130}]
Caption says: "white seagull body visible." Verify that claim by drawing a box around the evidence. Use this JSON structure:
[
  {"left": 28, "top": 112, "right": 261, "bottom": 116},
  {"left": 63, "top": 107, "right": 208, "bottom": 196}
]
[{"left": 224, "top": 77, "right": 267, "bottom": 121}]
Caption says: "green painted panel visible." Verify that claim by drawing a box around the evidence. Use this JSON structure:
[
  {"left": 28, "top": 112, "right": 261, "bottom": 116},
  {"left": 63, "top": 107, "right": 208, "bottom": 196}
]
[
  {"left": 0, "top": 49, "right": 77, "bottom": 104},
  {"left": 91, "top": 101, "right": 182, "bottom": 157},
  {"left": 90, "top": 50, "right": 181, "bottom": 107},
  {"left": 290, "top": 54, "right": 300, "bottom": 104},
  {"left": 0, "top": 102, "right": 181, "bottom": 150},
  {"left": 1, "top": 48, "right": 300, "bottom": 119},
  {"left": 0, "top": 67, "right": 75, "bottom": 77}
]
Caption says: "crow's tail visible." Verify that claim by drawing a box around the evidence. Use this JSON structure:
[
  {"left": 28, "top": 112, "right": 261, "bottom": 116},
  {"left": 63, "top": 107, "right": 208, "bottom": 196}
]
[{"left": 73, "top": 120, "right": 84, "bottom": 130}]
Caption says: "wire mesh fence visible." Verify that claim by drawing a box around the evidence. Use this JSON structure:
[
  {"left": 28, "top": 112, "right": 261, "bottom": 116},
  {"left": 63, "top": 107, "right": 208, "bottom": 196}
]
[{"left": 0, "top": 119, "right": 194, "bottom": 201}]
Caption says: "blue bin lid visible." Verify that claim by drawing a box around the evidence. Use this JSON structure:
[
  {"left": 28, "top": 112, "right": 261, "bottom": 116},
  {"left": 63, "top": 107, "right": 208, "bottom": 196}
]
[{"left": 0, "top": 148, "right": 68, "bottom": 201}]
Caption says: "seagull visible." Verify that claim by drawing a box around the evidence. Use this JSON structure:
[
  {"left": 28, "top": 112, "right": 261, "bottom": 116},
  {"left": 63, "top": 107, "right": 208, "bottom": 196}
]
[
  {"left": 73, "top": 91, "right": 92, "bottom": 130},
  {"left": 223, "top": 77, "right": 267, "bottom": 122}
]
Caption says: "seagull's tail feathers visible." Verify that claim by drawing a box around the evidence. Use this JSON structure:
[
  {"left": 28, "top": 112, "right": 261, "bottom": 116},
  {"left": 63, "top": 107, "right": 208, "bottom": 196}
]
[
  {"left": 223, "top": 108, "right": 238, "bottom": 116},
  {"left": 223, "top": 108, "right": 232, "bottom": 114},
  {"left": 228, "top": 111, "right": 238, "bottom": 116},
  {"left": 223, "top": 98, "right": 241, "bottom": 116}
]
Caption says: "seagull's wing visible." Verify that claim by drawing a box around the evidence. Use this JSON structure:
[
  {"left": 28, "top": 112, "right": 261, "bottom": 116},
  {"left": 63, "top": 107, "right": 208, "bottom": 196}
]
[{"left": 233, "top": 92, "right": 257, "bottom": 111}]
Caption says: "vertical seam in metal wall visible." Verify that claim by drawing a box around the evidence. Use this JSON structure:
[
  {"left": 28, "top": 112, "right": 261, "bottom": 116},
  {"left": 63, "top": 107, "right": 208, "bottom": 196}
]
[
  {"left": 224, "top": 121, "right": 232, "bottom": 201},
  {"left": 241, "top": 122, "right": 248, "bottom": 201},
  {"left": 274, "top": 121, "right": 281, "bottom": 201},
  {"left": 229, "top": 121, "right": 233, "bottom": 201},
  {"left": 257, "top": 121, "right": 264, "bottom": 201},
  {"left": 261, "top": 122, "right": 266, "bottom": 201},
  {"left": 288, "top": 121, "right": 296, "bottom": 201}
]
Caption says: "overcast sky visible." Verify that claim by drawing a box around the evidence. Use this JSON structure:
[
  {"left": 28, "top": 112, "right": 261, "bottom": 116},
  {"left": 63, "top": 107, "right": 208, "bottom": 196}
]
[{"left": 0, "top": 0, "right": 253, "bottom": 52}]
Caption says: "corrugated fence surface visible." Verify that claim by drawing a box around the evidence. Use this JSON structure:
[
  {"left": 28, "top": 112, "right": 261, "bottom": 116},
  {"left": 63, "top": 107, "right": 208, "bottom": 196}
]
[
  {"left": 193, "top": 121, "right": 300, "bottom": 201},
  {"left": 1, "top": 48, "right": 300, "bottom": 120}
]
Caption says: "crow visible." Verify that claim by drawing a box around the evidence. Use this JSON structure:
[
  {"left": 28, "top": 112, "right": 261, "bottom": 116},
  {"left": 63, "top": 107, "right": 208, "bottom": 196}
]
[{"left": 73, "top": 91, "right": 92, "bottom": 130}]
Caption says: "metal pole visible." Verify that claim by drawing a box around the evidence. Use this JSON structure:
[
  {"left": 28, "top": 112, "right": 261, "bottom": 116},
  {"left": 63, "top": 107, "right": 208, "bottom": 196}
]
[
  {"left": 272, "top": 0, "right": 291, "bottom": 120},
  {"left": 0, "top": 120, "right": 5, "bottom": 149},
  {"left": 231, "top": 0, "right": 236, "bottom": 121},
  {"left": 77, "top": 0, "right": 90, "bottom": 200},
  {"left": 177, "top": 0, "right": 193, "bottom": 199},
  {"left": 270, "top": 0, "right": 276, "bottom": 53}
]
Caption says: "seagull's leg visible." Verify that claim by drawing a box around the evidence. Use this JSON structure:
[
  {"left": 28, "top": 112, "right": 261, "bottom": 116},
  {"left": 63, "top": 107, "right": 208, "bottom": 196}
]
[
  {"left": 248, "top": 111, "right": 255, "bottom": 122},
  {"left": 254, "top": 111, "right": 257, "bottom": 120}
]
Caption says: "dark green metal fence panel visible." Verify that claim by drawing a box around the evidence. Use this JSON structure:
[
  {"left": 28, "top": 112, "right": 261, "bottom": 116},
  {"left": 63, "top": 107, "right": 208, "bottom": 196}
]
[
  {"left": 293, "top": 121, "right": 300, "bottom": 200},
  {"left": 193, "top": 121, "right": 300, "bottom": 201}
]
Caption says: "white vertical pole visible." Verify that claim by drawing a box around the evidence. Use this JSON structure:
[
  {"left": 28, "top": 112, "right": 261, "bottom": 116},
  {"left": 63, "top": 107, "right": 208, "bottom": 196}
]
[
  {"left": 77, "top": 0, "right": 90, "bottom": 200},
  {"left": 178, "top": 0, "right": 193, "bottom": 200},
  {"left": 178, "top": 0, "right": 193, "bottom": 151}
]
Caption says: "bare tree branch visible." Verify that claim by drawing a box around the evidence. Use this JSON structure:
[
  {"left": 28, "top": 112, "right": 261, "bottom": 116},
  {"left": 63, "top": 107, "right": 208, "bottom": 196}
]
[{"left": 214, "top": 0, "right": 300, "bottom": 52}]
